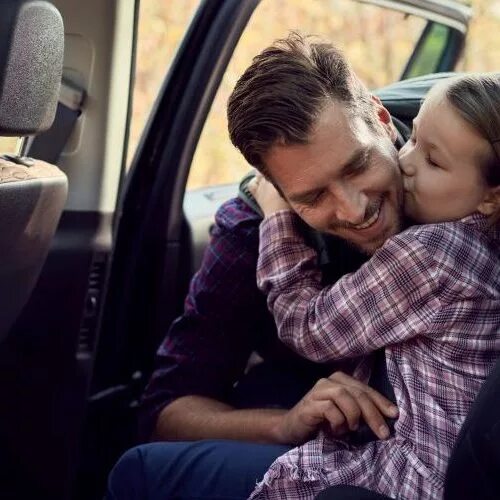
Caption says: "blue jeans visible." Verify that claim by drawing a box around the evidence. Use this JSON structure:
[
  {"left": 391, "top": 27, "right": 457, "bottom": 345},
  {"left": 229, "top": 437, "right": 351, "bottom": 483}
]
[{"left": 105, "top": 440, "right": 291, "bottom": 500}]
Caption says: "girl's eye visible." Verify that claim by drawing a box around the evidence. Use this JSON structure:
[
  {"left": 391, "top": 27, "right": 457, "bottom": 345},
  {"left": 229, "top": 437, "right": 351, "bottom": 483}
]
[{"left": 427, "top": 156, "right": 441, "bottom": 168}]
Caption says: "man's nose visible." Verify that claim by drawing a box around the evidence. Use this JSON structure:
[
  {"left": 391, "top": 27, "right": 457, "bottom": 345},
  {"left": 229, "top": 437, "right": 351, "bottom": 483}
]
[{"left": 332, "top": 186, "right": 367, "bottom": 225}]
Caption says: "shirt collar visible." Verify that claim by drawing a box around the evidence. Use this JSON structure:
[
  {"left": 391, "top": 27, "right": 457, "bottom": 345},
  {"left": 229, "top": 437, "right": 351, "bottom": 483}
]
[{"left": 461, "top": 212, "right": 500, "bottom": 240}]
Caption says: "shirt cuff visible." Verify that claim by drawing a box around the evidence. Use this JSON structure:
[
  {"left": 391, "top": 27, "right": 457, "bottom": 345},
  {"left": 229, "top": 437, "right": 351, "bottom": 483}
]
[{"left": 259, "top": 210, "right": 304, "bottom": 252}]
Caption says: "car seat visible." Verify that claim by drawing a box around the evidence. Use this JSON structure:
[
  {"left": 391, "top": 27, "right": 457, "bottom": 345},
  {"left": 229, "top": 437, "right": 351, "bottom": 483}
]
[{"left": 0, "top": 0, "right": 67, "bottom": 342}]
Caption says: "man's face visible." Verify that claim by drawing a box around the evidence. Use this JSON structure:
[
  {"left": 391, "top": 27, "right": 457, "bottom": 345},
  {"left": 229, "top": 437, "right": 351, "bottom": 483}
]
[{"left": 263, "top": 100, "right": 404, "bottom": 254}]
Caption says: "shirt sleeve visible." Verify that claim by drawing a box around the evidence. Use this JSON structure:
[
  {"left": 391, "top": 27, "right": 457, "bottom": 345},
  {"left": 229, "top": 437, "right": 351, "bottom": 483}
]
[
  {"left": 257, "top": 211, "right": 441, "bottom": 363},
  {"left": 138, "top": 197, "right": 266, "bottom": 440}
]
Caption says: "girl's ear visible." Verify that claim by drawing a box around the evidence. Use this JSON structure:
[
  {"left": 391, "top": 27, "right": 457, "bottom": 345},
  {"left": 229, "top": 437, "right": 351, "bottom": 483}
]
[{"left": 477, "top": 186, "right": 500, "bottom": 215}]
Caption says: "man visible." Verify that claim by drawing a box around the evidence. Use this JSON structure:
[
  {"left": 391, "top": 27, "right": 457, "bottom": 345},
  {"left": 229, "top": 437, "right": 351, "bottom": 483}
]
[{"left": 107, "top": 33, "right": 407, "bottom": 499}]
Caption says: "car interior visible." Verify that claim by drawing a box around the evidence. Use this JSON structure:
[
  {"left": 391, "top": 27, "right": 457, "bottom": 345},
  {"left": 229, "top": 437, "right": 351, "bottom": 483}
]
[{"left": 2, "top": 0, "right": 498, "bottom": 499}]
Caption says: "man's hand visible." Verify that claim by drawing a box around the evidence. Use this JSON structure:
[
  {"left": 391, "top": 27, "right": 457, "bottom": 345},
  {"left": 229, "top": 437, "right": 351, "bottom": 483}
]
[
  {"left": 273, "top": 371, "right": 399, "bottom": 446},
  {"left": 154, "top": 372, "right": 397, "bottom": 446},
  {"left": 248, "top": 174, "right": 290, "bottom": 216}
]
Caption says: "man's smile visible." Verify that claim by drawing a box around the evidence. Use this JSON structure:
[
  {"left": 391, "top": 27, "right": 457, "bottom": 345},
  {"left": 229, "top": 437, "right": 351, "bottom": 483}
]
[{"left": 353, "top": 200, "right": 382, "bottom": 230}]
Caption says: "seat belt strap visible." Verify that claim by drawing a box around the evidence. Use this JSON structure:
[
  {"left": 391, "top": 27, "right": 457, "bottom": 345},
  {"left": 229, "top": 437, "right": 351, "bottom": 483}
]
[{"left": 24, "top": 79, "right": 85, "bottom": 163}]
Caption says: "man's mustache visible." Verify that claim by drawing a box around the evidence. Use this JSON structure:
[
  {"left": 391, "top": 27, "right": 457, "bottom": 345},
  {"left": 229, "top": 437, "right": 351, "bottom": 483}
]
[{"left": 329, "top": 197, "right": 382, "bottom": 230}]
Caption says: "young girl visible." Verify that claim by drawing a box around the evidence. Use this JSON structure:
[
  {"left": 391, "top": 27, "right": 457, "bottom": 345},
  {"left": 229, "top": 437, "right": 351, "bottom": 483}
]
[{"left": 249, "top": 74, "right": 500, "bottom": 499}]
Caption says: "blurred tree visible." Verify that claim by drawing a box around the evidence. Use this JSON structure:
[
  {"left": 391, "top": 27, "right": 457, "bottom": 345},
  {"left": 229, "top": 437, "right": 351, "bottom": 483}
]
[
  {"left": 459, "top": 0, "right": 500, "bottom": 71},
  {"left": 128, "top": 0, "right": 500, "bottom": 190}
]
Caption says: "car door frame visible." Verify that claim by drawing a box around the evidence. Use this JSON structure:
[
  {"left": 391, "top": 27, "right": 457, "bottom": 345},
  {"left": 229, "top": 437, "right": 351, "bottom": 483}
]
[{"left": 357, "top": 0, "right": 471, "bottom": 78}]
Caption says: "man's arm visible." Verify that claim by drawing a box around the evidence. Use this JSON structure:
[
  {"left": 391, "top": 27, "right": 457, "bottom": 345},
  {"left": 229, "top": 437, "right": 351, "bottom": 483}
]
[
  {"left": 153, "top": 396, "right": 286, "bottom": 443},
  {"left": 153, "top": 372, "right": 398, "bottom": 444},
  {"left": 140, "top": 196, "right": 396, "bottom": 443},
  {"left": 139, "top": 197, "right": 267, "bottom": 441}
]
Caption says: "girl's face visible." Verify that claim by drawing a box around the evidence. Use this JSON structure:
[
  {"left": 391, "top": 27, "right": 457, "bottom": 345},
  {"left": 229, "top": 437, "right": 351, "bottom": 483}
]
[{"left": 399, "top": 85, "right": 498, "bottom": 224}]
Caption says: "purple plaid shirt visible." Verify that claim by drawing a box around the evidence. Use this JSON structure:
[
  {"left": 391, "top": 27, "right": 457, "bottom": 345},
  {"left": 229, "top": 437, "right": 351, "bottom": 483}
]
[
  {"left": 138, "top": 197, "right": 269, "bottom": 438},
  {"left": 252, "top": 211, "right": 500, "bottom": 500}
]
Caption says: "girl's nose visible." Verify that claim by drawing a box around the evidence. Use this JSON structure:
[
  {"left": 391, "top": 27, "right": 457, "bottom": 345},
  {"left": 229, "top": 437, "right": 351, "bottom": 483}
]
[{"left": 398, "top": 147, "right": 416, "bottom": 177}]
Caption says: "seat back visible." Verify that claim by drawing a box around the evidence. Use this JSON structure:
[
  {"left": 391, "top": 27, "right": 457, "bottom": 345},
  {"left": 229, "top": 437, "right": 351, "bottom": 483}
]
[{"left": 0, "top": 0, "right": 67, "bottom": 341}]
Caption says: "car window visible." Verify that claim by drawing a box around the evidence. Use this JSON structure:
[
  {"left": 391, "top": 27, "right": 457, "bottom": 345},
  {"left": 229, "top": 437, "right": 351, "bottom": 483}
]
[
  {"left": 127, "top": 0, "right": 201, "bottom": 166},
  {"left": 129, "top": 0, "right": 499, "bottom": 192},
  {"left": 457, "top": 0, "right": 500, "bottom": 72},
  {"left": 186, "top": 0, "right": 429, "bottom": 190},
  {"left": 404, "top": 23, "right": 452, "bottom": 79},
  {"left": 0, "top": 137, "right": 22, "bottom": 155}
]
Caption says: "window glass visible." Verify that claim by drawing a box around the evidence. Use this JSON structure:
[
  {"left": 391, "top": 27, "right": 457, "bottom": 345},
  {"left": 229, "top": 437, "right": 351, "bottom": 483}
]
[
  {"left": 458, "top": 0, "right": 500, "bottom": 72},
  {"left": 186, "top": 0, "right": 427, "bottom": 190},
  {"left": 127, "top": 0, "right": 201, "bottom": 166},
  {"left": 0, "top": 137, "right": 22, "bottom": 155},
  {"left": 405, "top": 23, "right": 450, "bottom": 79}
]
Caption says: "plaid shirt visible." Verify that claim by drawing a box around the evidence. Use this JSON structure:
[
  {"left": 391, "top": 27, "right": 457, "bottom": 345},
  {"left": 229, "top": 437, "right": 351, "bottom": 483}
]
[
  {"left": 252, "top": 211, "right": 500, "bottom": 500},
  {"left": 138, "top": 197, "right": 272, "bottom": 439},
  {"left": 138, "top": 198, "right": 354, "bottom": 440}
]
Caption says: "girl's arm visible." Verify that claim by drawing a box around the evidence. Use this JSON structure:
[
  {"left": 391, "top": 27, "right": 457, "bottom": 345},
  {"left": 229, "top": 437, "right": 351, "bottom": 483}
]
[{"left": 257, "top": 210, "right": 441, "bottom": 362}]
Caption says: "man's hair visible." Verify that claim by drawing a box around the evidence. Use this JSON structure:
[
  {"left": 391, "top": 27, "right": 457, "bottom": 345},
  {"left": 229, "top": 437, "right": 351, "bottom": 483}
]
[{"left": 227, "top": 32, "right": 376, "bottom": 175}]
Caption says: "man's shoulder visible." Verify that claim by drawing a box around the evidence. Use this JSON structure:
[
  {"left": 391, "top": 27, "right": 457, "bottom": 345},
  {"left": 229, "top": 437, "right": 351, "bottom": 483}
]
[
  {"left": 390, "top": 218, "right": 494, "bottom": 264},
  {"left": 214, "top": 196, "right": 262, "bottom": 231},
  {"left": 389, "top": 221, "right": 459, "bottom": 251}
]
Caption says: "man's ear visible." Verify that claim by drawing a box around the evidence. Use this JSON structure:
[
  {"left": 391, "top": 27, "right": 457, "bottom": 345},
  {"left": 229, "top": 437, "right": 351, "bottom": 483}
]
[
  {"left": 371, "top": 94, "right": 398, "bottom": 143},
  {"left": 477, "top": 186, "right": 500, "bottom": 216}
]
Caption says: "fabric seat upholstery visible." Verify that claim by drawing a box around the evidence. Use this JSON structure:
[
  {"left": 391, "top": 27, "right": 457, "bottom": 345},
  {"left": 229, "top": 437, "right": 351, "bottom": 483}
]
[{"left": 0, "top": 0, "right": 67, "bottom": 341}]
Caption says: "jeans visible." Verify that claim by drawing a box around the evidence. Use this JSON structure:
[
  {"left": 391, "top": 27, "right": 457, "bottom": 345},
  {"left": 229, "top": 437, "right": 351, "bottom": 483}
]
[{"left": 105, "top": 439, "right": 291, "bottom": 500}]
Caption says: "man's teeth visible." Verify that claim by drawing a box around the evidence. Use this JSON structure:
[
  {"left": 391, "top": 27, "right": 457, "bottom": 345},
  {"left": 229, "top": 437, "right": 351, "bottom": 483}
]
[{"left": 354, "top": 205, "right": 381, "bottom": 230}]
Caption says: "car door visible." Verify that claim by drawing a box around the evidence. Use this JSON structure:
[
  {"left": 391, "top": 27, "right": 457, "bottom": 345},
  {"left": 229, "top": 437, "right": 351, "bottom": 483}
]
[{"left": 81, "top": 1, "right": 471, "bottom": 496}]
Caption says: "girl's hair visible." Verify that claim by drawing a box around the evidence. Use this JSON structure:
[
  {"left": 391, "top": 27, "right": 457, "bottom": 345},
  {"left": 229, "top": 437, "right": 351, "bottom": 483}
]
[
  {"left": 445, "top": 74, "right": 500, "bottom": 186},
  {"left": 445, "top": 73, "right": 500, "bottom": 223}
]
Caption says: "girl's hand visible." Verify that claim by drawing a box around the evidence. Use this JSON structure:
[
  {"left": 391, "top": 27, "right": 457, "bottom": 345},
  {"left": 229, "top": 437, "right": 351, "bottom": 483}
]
[{"left": 247, "top": 174, "right": 291, "bottom": 217}]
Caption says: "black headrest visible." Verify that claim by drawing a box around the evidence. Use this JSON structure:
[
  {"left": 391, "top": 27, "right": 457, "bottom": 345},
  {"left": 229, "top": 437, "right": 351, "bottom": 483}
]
[
  {"left": 375, "top": 72, "right": 460, "bottom": 123},
  {"left": 0, "top": 0, "right": 64, "bottom": 136}
]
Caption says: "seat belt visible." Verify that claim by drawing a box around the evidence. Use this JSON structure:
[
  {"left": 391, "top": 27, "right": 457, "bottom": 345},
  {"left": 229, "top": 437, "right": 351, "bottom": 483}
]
[{"left": 23, "top": 79, "right": 85, "bottom": 163}]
